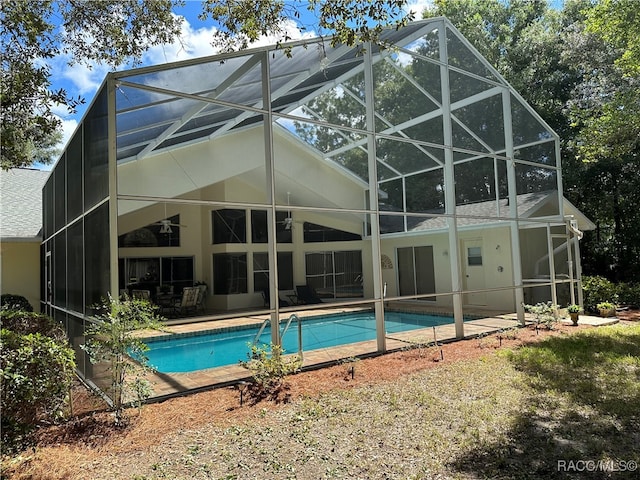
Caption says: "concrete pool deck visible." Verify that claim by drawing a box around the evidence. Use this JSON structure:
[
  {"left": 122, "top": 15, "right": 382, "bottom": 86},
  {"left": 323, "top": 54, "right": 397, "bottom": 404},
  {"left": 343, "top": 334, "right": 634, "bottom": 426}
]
[{"left": 140, "top": 308, "right": 527, "bottom": 400}]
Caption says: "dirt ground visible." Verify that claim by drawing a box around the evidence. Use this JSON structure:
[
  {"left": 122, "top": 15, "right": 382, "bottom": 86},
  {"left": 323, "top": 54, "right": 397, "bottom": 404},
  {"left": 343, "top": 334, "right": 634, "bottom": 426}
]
[{"left": 4, "top": 309, "right": 639, "bottom": 479}]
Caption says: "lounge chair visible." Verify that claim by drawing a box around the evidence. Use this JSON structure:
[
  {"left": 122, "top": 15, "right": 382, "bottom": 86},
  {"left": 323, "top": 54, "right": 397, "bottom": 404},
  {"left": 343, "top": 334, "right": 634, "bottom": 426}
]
[
  {"left": 261, "top": 288, "right": 290, "bottom": 308},
  {"left": 295, "top": 285, "right": 323, "bottom": 304}
]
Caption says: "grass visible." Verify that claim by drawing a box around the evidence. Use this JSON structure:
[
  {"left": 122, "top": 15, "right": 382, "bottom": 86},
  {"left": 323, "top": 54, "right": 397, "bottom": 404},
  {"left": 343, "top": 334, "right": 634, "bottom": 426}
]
[{"left": 5, "top": 324, "right": 640, "bottom": 479}]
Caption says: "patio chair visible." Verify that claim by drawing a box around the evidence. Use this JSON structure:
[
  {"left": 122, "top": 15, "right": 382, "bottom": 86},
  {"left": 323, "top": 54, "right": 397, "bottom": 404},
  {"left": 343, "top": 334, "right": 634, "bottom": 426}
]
[
  {"left": 295, "top": 285, "right": 323, "bottom": 304},
  {"left": 173, "top": 286, "right": 199, "bottom": 317},
  {"left": 131, "top": 289, "right": 151, "bottom": 301},
  {"left": 195, "top": 284, "right": 207, "bottom": 314}
]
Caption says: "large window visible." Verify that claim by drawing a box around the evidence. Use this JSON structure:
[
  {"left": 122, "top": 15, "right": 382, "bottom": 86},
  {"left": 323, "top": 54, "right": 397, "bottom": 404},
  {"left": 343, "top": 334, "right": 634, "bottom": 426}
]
[
  {"left": 253, "top": 252, "right": 293, "bottom": 292},
  {"left": 397, "top": 246, "right": 436, "bottom": 298},
  {"left": 212, "top": 209, "right": 246, "bottom": 244},
  {"left": 213, "top": 253, "right": 247, "bottom": 294},
  {"left": 118, "top": 256, "right": 194, "bottom": 293},
  {"left": 305, "top": 250, "right": 363, "bottom": 298}
]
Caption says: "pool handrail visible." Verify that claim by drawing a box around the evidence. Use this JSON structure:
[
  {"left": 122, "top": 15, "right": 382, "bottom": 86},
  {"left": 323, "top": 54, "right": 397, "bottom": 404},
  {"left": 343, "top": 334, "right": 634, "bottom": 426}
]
[
  {"left": 252, "top": 318, "right": 270, "bottom": 345},
  {"left": 253, "top": 314, "right": 303, "bottom": 360}
]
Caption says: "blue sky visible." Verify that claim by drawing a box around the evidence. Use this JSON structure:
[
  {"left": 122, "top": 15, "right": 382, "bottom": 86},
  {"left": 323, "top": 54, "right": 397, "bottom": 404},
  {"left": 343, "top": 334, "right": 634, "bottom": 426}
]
[{"left": 44, "top": 1, "right": 431, "bottom": 168}]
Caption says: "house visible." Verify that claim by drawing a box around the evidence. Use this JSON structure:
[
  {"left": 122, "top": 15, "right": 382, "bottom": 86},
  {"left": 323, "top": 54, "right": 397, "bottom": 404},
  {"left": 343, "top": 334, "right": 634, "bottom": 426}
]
[
  {"left": 1, "top": 168, "right": 50, "bottom": 310},
  {"left": 41, "top": 18, "right": 594, "bottom": 389}
]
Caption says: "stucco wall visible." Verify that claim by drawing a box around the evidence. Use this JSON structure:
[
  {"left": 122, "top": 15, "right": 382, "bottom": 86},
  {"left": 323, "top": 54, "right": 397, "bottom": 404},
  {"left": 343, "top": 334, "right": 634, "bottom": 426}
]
[{"left": 0, "top": 241, "right": 41, "bottom": 310}]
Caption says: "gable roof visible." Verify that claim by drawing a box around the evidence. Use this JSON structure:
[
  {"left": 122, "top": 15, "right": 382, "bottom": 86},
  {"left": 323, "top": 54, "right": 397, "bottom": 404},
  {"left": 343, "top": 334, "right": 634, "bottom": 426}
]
[{"left": 0, "top": 168, "right": 49, "bottom": 241}]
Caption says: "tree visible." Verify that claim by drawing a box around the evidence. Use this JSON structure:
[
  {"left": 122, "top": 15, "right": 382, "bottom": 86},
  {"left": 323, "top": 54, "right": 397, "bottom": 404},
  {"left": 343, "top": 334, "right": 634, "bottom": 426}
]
[
  {"left": 585, "top": 0, "right": 640, "bottom": 78},
  {"left": 1, "top": 0, "right": 413, "bottom": 170},
  {"left": 422, "top": 0, "right": 640, "bottom": 281},
  {"left": 81, "top": 294, "right": 164, "bottom": 425}
]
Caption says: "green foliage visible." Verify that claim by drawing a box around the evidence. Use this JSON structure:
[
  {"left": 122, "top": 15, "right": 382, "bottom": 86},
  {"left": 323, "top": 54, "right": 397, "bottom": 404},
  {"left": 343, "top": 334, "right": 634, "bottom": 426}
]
[
  {"left": 585, "top": 0, "right": 640, "bottom": 78},
  {"left": 241, "top": 343, "right": 302, "bottom": 395},
  {"left": 567, "top": 304, "right": 581, "bottom": 314},
  {"left": 617, "top": 282, "right": 640, "bottom": 307},
  {"left": 1, "top": 0, "right": 412, "bottom": 169},
  {"left": 582, "top": 275, "right": 617, "bottom": 312},
  {"left": 0, "top": 294, "right": 33, "bottom": 312},
  {"left": 81, "top": 294, "right": 164, "bottom": 425},
  {"left": 523, "top": 302, "right": 560, "bottom": 329},
  {"left": 0, "top": 310, "right": 67, "bottom": 344},
  {"left": 1, "top": 328, "right": 75, "bottom": 450}
]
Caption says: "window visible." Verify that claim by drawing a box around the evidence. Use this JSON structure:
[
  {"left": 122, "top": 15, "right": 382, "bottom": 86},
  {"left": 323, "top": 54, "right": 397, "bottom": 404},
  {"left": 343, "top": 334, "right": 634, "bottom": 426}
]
[
  {"left": 213, "top": 253, "right": 247, "bottom": 294},
  {"left": 118, "top": 215, "right": 181, "bottom": 247},
  {"left": 212, "top": 209, "right": 246, "bottom": 244},
  {"left": 303, "top": 222, "right": 361, "bottom": 243},
  {"left": 305, "top": 250, "right": 363, "bottom": 298},
  {"left": 397, "top": 246, "right": 436, "bottom": 298},
  {"left": 118, "top": 256, "right": 194, "bottom": 292},
  {"left": 467, "top": 247, "right": 483, "bottom": 266},
  {"left": 251, "top": 210, "right": 292, "bottom": 243},
  {"left": 253, "top": 252, "right": 294, "bottom": 292}
]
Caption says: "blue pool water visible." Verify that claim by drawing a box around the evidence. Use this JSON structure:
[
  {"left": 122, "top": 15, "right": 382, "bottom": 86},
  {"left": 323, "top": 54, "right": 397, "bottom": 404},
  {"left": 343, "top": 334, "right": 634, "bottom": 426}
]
[{"left": 141, "top": 311, "right": 460, "bottom": 373}]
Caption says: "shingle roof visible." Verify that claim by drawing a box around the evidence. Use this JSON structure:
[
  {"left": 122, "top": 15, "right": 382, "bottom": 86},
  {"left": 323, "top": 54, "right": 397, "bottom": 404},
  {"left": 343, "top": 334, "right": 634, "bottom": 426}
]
[
  {"left": 381, "top": 191, "right": 561, "bottom": 234},
  {"left": 1, "top": 168, "right": 50, "bottom": 240}
]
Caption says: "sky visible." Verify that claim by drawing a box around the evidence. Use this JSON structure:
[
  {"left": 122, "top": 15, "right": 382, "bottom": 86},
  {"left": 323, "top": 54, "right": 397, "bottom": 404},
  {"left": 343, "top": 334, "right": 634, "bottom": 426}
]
[{"left": 44, "top": 0, "right": 432, "bottom": 169}]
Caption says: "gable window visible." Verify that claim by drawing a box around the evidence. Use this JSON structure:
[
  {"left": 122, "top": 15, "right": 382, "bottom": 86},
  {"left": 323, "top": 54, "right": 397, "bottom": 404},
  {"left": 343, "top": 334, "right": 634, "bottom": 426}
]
[
  {"left": 212, "top": 209, "right": 246, "bottom": 244},
  {"left": 118, "top": 215, "right": 181, "bottom": 247},
  {"left": 303, "top": 222, "right": 361, "bottom": 243}
]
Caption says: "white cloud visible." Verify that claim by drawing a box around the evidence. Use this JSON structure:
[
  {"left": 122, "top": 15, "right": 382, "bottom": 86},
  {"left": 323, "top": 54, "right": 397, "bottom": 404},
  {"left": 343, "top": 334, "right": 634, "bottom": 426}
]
[
  {"left": 143, "top": 16, "right": 314, "bottom": 66},
  {"left": 404, "top": 0, "right": 433, "bottom": 19}
]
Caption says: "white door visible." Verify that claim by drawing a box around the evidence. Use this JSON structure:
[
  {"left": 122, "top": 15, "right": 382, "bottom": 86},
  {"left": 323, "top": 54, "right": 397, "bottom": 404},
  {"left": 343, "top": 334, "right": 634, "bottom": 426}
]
[{"left": 462, "top": 239, "right": 486, "bottom": 306}]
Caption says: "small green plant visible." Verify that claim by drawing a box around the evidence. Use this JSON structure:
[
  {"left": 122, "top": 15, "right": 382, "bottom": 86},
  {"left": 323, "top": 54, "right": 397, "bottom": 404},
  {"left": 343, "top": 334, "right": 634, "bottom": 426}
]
[
  {"left": 523, "top": 302, "right": 560, "bottom": 329},
  {"left": 596, "top": 301, "right": 616, "bottom": 318},
  {"left": 597, "top": 301, "right": 615, "bottom": 310},
  {"left": 81, "top": 293, "right": 164, "bottom": 425},
  {"left": 567, "top": 304, "right": 581, "bottom": 314},
  {"left": 241, "top": 343, "right": 302, "bottom": 399}
]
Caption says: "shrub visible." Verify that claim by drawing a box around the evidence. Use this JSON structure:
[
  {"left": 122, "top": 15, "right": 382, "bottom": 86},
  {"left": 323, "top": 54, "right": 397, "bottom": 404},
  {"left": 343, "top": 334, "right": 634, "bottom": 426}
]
[
  {"left": 0, "top": 310, "right": 67, "bottom": 344},
  {"left": 1, "top": 329, "right": 75, "bottom": 450},
  {"left": 241, "top": 343, "right": 302, "bottom": 401},
  {"left": 81, "top": 294, "right": 164, "bottom": 425},
  {"left": 523, "top": 302, "right": 560, "bottom": 329},
  {"left": 582, "top": 276, "right": 617, "bottom": 312},
  {"left": 0, "top": 294, "right": 33, "bottom": 312},
  {"left": 617, "top": 282, "right": 640, "bottom": 308}
]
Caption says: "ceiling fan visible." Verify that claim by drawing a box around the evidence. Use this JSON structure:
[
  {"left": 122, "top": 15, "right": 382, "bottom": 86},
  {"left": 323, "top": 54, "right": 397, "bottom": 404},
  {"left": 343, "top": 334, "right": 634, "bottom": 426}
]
[
  {"left": 152, "top": 205, "right": 186, "bottom": 234},
  {"left": 155, "top": 218, "right": 187, "bottom": 234},
  {"left": 280, "top": 192, "right": 294, "bottom": 230}
]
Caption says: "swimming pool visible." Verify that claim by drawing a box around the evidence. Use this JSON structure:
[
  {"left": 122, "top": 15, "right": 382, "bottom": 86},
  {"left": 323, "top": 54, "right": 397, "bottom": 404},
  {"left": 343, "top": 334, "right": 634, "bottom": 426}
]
[{"left": 141, "top": 311, "right": 463, "bottom": 373}]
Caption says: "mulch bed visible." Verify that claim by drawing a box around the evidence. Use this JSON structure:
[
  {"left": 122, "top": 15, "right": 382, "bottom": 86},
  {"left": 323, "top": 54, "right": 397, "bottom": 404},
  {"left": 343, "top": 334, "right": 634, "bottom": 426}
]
[{"left": 4, "top": 310, "right": 638, "bottom": 479}]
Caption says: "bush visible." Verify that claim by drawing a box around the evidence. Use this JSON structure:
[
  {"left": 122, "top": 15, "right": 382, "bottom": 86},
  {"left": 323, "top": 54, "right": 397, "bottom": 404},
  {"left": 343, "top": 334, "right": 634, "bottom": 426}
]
[
  {"left": 582, "top": 276, "right": 617, "bottom": 312},
  {"left": 0, "top": 294, "right": 33, "bottom": 312},
  {"left": 241, "top": 343, "right": 302, "bottom": 401},
  {"left": 523, "top": 302, "right": 560, "bottom": 329},
  {"left": 617, "top": 282, "right": 640, "bottom": 308},
  {"left": 1, "top": 329, "right": 75, "bottom": 450},
  {"left": 0, "top": 310, "right": 67, "bottom": 344},
  {"left": 81, "top": 294, "right": 164, "bottom": 425}
]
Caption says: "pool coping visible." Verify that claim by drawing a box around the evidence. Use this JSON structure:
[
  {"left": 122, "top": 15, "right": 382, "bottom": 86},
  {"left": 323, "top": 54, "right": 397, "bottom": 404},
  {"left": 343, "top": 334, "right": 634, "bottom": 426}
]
[{"left": 132, "top": 310, "right": 522, "bottom": 401}]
